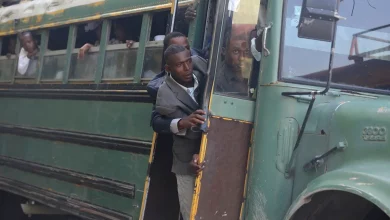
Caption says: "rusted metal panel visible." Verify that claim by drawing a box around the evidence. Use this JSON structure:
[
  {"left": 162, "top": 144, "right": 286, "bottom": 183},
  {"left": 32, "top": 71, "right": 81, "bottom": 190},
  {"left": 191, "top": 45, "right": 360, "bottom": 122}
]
[
  {"left": 0, "top": 176, "right": 131, "bottom": 220},
  {"left": 0, "top": 155, "right": 136, "bottom": 198},
  {"left": 195, "top": 117, "right": 252, "bottom": 220}
]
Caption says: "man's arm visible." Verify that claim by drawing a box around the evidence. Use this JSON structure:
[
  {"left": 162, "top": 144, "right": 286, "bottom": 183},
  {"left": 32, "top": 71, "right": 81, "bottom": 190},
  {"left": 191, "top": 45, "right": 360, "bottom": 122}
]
[{"left": 151, "top": 106, "right": 174, "bottom": 134}]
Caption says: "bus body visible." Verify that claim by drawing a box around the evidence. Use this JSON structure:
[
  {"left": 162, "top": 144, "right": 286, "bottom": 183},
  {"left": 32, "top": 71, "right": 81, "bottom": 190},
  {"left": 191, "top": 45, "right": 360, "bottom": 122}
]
[{"left": 0, "top": 0, "right": 390, "bottom": 220}]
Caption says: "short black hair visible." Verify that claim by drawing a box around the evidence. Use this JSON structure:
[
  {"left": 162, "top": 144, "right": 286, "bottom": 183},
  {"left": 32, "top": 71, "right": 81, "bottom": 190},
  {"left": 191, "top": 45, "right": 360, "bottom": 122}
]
[
  {"left": 164, "top": 44, "right": 187, "bottom": 64},
  {"left": 163, "top": 32, "right": 186, "bottom": 48},
  {"left": 18, "top": 31, "right": 33, "bottom": 41}
]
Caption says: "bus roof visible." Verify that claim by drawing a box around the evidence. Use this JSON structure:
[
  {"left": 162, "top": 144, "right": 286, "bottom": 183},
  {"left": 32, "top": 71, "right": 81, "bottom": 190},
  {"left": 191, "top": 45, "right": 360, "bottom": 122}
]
[{"left": 0, "top": 0, "right": 191, "bottom": 36}]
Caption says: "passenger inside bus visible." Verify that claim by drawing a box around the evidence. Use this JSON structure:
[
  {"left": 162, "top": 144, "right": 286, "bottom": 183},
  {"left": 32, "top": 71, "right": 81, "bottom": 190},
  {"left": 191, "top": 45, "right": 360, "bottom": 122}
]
[
  {"left": 213, "top": 0, "right": 267, "bottom": 98},
  {"left": 155, "top": 44, "right": 207, "bottom": 220},
  {"left": 17, "top": 31, "right": 39, "bottom": 77},
  {"left": 147, "top": 32, "right": 206, "bottom": 101},
  {"left": 78, "top": 20, "right": 136, "bottom": 59},
  {"left": 215, "top": 25, "right": 251, "bottom": 96}
]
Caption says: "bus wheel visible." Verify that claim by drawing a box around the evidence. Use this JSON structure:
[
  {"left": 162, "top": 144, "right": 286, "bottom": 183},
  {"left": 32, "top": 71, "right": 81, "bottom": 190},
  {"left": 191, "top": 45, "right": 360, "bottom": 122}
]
[{"left": 290, "top": 191, "right": 389, "bottom": 220}]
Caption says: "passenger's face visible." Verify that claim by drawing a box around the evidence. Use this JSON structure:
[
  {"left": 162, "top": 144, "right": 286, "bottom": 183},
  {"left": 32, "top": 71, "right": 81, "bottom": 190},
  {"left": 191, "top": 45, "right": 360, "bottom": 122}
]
[
  {"left": 166, "top": 50, "right": 193, "bottom": 85},
  {"left": 115, "top": 25, "right": 126, "bottom": 41},
  {"left": 226, "top": 40, "right": 250, "bottom": 74},
  {"left": 169, "top": 37, "right": 190, "bottom": 50},
  {"left": 20, "top": 35, "right": 36, "bottom": 53}
]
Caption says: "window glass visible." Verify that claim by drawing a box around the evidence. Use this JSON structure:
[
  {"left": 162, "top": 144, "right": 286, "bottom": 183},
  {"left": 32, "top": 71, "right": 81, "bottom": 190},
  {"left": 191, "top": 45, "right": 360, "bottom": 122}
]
[
  {"left": 70, "top": 21, "right": 102, "bottom": 80},
  {"left": 143, "top": 45, "right": 164, "bottom": 78},
  {"left": 42, "top": 55, "right": 66, "bottom": 80},
  {"left": 70, "top": 52, "right": 98, "bottom": 80},
  {"left": 0, "top": 35, "right": 17, "bottom": 81},
  {"left": 142, "top": 11, "right": 170, "bottom": 79},
  {"left": 103, "top": 16, "right": 142, "bottom": 79},
  {"left": 104, "top": 48, "right": 137, "bottom": 78},
  {"left": 42, "top": 27, "right": 69, "bottom": 80},
  {"left": 214, "top": 0, "right": 261, "bottom": 98},
  {"left": 15, "top": 32, "right": 40, "bottom": 78},
  {"left": 0, "top": 59, "right": 15, "bottom": 81},
  {"left": 281, "top": 0, "right": 390, "bottom": 91}
]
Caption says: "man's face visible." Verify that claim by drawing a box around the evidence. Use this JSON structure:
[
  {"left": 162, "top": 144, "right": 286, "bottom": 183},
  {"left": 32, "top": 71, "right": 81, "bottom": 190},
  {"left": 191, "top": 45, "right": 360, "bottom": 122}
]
[
  {"left": 20, "top": 35, "right": 36, "bottom": 53},
  {"left": 166, "top": 50, "right": 193, "bottom": 85},
  {"left": 114, "top": 24, "right": 126, "bottom": 42},
  {"left": 225, "top": 39, "right": 250, "bottom": 74},
  {"left": 169, "top": 37, "right": 190, "bottom": 50}
]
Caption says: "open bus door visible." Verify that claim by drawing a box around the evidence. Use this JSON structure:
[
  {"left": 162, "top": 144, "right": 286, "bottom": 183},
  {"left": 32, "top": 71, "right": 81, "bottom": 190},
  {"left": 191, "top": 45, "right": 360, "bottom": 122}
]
[{"left": 189, "top": 0, "right": 263, "bottom": 219}]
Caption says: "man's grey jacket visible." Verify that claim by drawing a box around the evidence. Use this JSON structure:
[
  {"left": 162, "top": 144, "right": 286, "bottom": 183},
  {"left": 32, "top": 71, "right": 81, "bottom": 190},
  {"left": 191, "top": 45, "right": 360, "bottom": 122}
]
[{"left": 155, "top": 55, "right": 207, "bottom": 175}]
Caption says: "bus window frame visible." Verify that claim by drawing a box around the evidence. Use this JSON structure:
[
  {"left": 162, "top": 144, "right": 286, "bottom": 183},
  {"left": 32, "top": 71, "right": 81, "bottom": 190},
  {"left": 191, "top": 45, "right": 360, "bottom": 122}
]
[
  {"left": 210, "top": 0, "right": 260, "bottom": 101},
  {"left": 0, "top": 36, "right": 17, "bottom": 83},
  {"left": 40, "top": 27, "right": 72, "bottom": 83},
  {"left": 66, "top": 20, "right": 106, "bottom": 83},
  {"left": 0, "top": 5, "right": 192, "bottom": 86},
  {"left": 141, "top": 40, "right": 164, "bottom": 80}
]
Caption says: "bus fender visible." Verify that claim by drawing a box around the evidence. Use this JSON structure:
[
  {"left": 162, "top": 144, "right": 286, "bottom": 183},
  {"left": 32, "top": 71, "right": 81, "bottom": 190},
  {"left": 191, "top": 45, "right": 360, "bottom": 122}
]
[{"left": 284, "top": 167, "right": 390, "bottom": 219}]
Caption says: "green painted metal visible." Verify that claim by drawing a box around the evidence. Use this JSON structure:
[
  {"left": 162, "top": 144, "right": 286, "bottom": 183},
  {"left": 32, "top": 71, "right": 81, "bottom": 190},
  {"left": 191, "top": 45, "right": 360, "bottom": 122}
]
[
  {"left": 63, "top": 25, "right": 77, "bottom": 84},
  {"left": 134, "top": 13, "right": 153, "bottom": 83},
  {"left": 187, "top": 0, "right": 208, "bottom": 49},
  {"left": 95, "top": 20, "right": 110, "bottom": 83},
  {"left": 0, "top": 133, "right": 149, "bottom": 183},
  {"left": 286, "top": 164, "right": 390, "bottom": 219},
  {"left": 37, "top": 30, "right": 49, "bottom": 83},
  {"left": 0, "top": 167, "right": 144, "bottom": 216},
  {"left": 10, "top": 38, "right": 20, "bottom": 84},
  {"left": 0, "top": 0, "right": 210, "bottom": 219},
  {"left": 242, "top": 0, "right": 390, "bottom": 218},
  {"left": 0, "top": 98, "right": 154, "bottom": 141},
  {"left": 210, "top": 94, "right": 255, "bottom": 122}
]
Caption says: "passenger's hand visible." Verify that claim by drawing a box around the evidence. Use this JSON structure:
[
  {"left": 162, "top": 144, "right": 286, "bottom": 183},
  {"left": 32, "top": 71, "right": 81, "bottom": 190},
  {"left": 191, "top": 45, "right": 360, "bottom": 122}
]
[
  {"left": 78, "top": 44, "right": 92, "bottom": 59},
  {"left": 27, "top": 49, "right": 38, "bottom": 59},
  {"left": 178, "top": 109, "right": 206, "bottom": 130},
  {"left": 190, "top": 154, "right": 205, "bottom": 174},
  {"left": 6, "top": 53, "right": 12, "bottom": 59},
  {"left": 126, "top": 40, "right": 135, "bottom": 49},
  {"left": 185, "top": 6, "right": 197, "bottom": 22}
]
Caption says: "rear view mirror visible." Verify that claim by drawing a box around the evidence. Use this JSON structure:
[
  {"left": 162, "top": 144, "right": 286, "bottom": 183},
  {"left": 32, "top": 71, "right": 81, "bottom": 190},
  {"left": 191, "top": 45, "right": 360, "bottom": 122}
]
[{"left": 298, "top": 0, "right": 342, "bottom": 42}]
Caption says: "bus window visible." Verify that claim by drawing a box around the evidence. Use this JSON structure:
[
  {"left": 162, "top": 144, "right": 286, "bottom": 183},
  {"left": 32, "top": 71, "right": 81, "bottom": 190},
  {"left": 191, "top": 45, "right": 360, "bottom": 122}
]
[
  {"left": 15, "top": 32, "right": 40, "bottom": 78},
  {"left": 0, "top": 35, "right": 16, "bottom": 81},
  {"left": 142, "top": 7, "right": 190, "bottom": 79},
  {"left": 69, "top": 21, "right": 102, "bottom": 80},
  {"left": 41, "top": 27, "right": 69, "bottom": 81},
  {"left": 103, "top": 15, "right": 142, "bottom": 79},
  {"left": 281, "top": 0, "right": 390, "bottom": 92},
  {"left": 214, "top": 0, "right": 261, "bottom": 98},
  {"left": 142, "top": 11, "right": 168, "bottom": 79}
]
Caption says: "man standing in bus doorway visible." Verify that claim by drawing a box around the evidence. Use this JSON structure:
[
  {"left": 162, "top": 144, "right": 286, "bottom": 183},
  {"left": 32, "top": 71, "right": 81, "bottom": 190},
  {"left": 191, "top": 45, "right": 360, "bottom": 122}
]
[
  {"left": 147, "top": 32, "right": 207, "bottom": 134},
  {"left": 155, "top": 45, "right": 207, "bottom": 220}
]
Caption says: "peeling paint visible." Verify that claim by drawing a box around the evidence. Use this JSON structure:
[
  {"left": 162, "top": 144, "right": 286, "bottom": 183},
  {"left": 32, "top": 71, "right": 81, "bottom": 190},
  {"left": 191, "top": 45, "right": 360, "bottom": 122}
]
[
  {"left": 0, "top": 0, "right": 105, "bottom": 23},
  {"left": 36, "top": 15, "right": 43, "bottom": 23},
  {"left": 248, "top": 189, "right": 268, "bottom": 220}
]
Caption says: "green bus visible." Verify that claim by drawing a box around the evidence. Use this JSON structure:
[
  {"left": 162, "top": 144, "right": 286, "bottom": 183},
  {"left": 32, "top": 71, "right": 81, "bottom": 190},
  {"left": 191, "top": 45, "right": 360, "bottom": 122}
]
[{"left": 0, "top": 0, "right": 390, "bottom": 219}]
